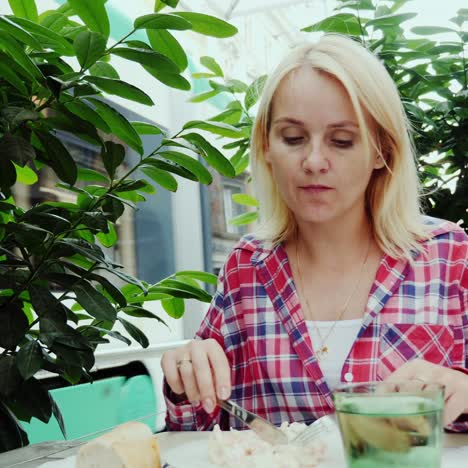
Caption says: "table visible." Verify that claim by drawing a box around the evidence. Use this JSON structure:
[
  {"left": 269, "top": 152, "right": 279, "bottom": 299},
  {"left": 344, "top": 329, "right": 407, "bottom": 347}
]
[{"left": 0, "top": 432, "right": 466, "bottom": 467}]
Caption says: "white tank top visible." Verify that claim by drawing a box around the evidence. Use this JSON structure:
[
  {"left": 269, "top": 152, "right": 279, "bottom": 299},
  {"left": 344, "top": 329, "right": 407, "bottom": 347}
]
[{"left": 306, "top": 319, "right": 362, "bottom": 389}]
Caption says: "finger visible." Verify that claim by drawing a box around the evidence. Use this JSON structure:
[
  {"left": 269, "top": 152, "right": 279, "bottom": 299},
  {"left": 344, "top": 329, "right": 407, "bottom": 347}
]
[
  {"left": 444, "top": 389, "right": 466, "bottom": 426},
  {"left": 178, "top": 358, "right": 201, "bottom": 402},
  {"left": 206, "top": 339, "right": 231, "bottom": 400},
  {"left": 191, "top": 346, "right": 216, "bottom": 413},
  {"left": 161, "top": 351, "right": 185, "bottom": 395},
  {"left": 385, "top": 360, "right": 422, "bottom": 382}
]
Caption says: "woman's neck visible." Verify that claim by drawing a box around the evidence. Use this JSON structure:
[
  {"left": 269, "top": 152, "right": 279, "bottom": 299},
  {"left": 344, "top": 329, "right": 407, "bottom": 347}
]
[{"left": 295, "top": 212, "right": 374, "bottom": 271}]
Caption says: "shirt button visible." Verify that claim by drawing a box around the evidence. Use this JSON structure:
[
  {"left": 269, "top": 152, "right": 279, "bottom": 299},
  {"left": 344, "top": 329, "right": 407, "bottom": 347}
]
[{"left": 344, "top": 372, "right": 354, "bottom": 382}]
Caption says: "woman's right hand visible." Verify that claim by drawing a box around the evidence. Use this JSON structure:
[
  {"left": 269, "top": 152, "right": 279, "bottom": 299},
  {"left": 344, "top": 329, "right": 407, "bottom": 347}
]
[{"left": 161, "top": 338, "right": 231, "bottom": 414}]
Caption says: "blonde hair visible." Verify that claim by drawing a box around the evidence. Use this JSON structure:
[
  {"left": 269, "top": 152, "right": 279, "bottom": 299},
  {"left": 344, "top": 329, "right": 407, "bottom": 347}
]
[{"left": 251, "top": 34, "right": 429, "bottom": 261}]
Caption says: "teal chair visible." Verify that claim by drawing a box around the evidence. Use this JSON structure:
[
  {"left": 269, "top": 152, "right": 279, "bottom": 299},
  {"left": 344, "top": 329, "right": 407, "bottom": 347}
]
[
  {"left": 117, "top": 374, "right": 157, "bottom": 432},
  {"left": 23, "top": 376, "right": 126, "bottom": 443},
  {"left": 22, "top": 373, "right": 157, "bottom": 443}
]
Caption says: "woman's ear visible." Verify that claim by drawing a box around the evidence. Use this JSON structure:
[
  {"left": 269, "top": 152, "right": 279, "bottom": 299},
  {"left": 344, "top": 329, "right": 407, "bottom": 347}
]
[{"left": 374, "top": 152, "right": 386, "bottom": 169}]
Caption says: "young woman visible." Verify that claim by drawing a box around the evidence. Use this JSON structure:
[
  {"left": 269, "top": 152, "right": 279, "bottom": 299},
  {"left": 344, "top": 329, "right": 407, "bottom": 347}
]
[{"left": 161, "top": 34, "right": 468, "bottom": 433}]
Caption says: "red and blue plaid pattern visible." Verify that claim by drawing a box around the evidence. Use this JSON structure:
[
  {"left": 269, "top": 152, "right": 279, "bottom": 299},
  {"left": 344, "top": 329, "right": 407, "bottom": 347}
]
[{"left": 165, "top": 217, "right": 468, "bottom": 432}]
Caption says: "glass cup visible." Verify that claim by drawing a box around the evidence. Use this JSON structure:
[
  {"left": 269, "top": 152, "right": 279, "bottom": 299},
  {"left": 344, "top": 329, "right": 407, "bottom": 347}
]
[{"left": 333, "top": 381, "right": 445, "bottom": 468}]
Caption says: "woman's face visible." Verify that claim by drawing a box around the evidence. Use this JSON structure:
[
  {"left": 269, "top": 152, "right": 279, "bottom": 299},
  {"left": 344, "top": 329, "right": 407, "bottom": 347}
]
[{"left": 265, "top": 66, "right": 384, "bottom": 227}]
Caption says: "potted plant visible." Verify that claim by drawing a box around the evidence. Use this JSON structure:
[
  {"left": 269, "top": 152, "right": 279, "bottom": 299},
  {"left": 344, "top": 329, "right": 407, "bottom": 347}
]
[{"left": 0, "top": 0, "right": 241, "bottom": 452}]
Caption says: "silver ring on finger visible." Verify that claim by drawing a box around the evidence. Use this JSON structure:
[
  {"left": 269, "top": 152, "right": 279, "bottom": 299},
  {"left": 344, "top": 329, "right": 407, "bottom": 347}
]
[{"left": 176, "top": 359, "right": 192, "bottom": 369}]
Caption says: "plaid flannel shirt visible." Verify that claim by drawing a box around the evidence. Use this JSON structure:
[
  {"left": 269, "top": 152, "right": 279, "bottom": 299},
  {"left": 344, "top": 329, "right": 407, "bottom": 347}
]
[{"left": 165, "top": 217, "right": 468, "bottom": 432}]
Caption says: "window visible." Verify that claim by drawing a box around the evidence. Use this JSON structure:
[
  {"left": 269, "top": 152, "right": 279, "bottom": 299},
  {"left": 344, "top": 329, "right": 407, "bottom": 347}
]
[{"left": 222, "top": 181, "right": 247, "bottom": 236}]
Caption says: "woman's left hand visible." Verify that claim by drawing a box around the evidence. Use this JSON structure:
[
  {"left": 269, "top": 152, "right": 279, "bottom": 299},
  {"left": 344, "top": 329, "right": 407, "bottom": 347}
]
[{"left": 386, "top": 359, "right": 468, "bottom": 426}]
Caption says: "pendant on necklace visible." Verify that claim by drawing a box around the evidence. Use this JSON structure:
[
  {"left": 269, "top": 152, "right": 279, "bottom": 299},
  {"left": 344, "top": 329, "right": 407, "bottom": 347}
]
[{"left": 316, "top": 346, "right": 329, "bottom": 360}]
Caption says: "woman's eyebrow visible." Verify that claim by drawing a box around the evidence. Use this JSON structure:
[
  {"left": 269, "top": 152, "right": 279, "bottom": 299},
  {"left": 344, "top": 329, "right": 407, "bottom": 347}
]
[
  {"left": 272, "top": 117, "right": 305, "bottom": 126},
  {"left": 328, "top": 120, "right": 359, "bottom": 128}
]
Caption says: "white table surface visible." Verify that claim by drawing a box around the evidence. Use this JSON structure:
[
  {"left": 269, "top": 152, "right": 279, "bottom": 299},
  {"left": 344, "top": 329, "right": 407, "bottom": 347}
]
[{"left": 0, "top": 431, "right": 467, "bottom": 467}]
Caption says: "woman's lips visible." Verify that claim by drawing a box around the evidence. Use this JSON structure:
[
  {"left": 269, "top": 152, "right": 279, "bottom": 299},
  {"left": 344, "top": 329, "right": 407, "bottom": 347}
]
[{"left": 300, "top": 184, "right": 333, "bottom": 194}]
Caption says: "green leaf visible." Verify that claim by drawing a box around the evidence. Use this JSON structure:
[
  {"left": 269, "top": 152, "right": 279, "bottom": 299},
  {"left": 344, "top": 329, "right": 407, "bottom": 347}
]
[
  {"left": 15, "top": 341, "right": 43, "bottom": 380},
  {"left": 68, "top": 0, "right": 110, "bottom": 38},
  {"left": 134, "top": 13, "right": 192, "bottom": 30},
  {"left": 64, "top": 100, "right": 111, "bottom": 133},
  {"left": 141, "top": 165, "right": 178, "bottom": 192},
  {"left": 160, "top": 0, "right": 179, "bottom": 7},
  {"left": 0, "top": 356, "right": 21, "bottom": 397},
  {"left": 131, "top": 121, "right": 163, "bottom": 135},
  {"left": 153, "top": 279, "right": 212, "bottom": 302},
  {"left": 232, "top": 151, "right": 249, "bottom": 175},
  {"left": 229, "top": 211, "right": 258, "bottom": 226},
  {"left": 200, "top": 56, "right": 223, "bottom": 77},
  {"left": 40, "top": 12, "right": 68, "bottom": 33},
  {"left": 7, "top": 16, "right": 75, "bottom": 55},
  {"left": 182, "top": 120, "right": 242, "bottom": 138},
  {"left": 232, "top": 193, "right": 259, "bottom": 207},
  {"left": 84, "top": 76, "right": 154, "bottom": 106},
  {"left": 0, "top": 58, "right": 28, "bottom": 94},
  {"left": 9, "top": 378, "right": 52, "bottom": 424},
  {"left": 245, "top": 75, "right": 268, "bottom": 110},
  {"left": 14, "top": 163, "right": 37, "bottom": 185},
  {"left": 51, "top": 397, "right": 66, "bottom": 439},
  {"left": 73, "top": 31, "right": 107, "bottom": 70},
  {"left": 157, "top": 151, "right": 213, "bottom": 185},
  {"left": 181, "top": 133, "right": 235, "bottom": 177},
  {"left": 101, "top": 141, "right": 126, "bottom": 179},
  {"left": 98, "top": 266, "right": 147, "bottom": 294},
  {"left": 77, "top": 167, "right": 109, "bottom": 184},
  {"left": 0, "top": 303, "right": 29, "bottom": 350},
  {"left": 192, "top": 72, "right": 217, "bottom": 79},
  {"left": 147, "top": 29, "right": 187, "bottom": 72},
  {"left": 87, "top": 99, "right": 143, "bottom": 154},
  {"left": 411, "top": 26, "right": 458, "bottom": 35},
  {"left": 118, "top": 317, "right": 149, "bottom": 348},
  {"left": 35, "top": 132, "right": 77, "bottom": 185},
  {"left": 189, "top": 89, "right": 220, "bottom": 103},
  {"left": 89, "top": 61, "right": 120, "bottom": 79},
  {"left": 96, "top": 222, "right": 117, "bottom": 248},
  {"left": 8, "top": 0, "right": 38, "bottom": 22},
  {"left": 365, "top": 13, "right": 417, "bottom": 29},
  {"left": 0, "top": 31, "right": 42, "bottom": 80},
  {"left": 225, "top": 79, "right": 248, "bottom": 93},
  {"left": 121, "top": 306, "right": 168, "bottom": 327},
  {"left": 143, "top": 65, "right": 191, "bottom": 90},
  {"left": 0, "top": 134, "right": 35, "bottom": 167},
  {"left": 301, "top": 13, "right": 363, "bottom": 35},
  {"left": 0, "top": 400, "right": 29, "bottom": 450},
  {"left": 111, "top": 47, "right": 179, "bottom": 74},
  {"left": 87, "top": 326, "right": 131, "bottom": 345},
  {"left": 0, "top": 15, "right": 41, "bottom": 49},
  {"left": 175, "top": 270, "right": 218, "bottom": 285},
  {"left": 210, "top": 108, "right": 243, "bottom": 125},
  {"left": 72, "top": 280, "right": 117, "bottom": 322},
  {"left": 162, "top": 297, "right": 184, "bottom": 319},
  {"left": 102, "top": 197, "right": 125, "bottom": 222},
  {"left": 173, "top": 12, "right": 237, "bottom": 38}
]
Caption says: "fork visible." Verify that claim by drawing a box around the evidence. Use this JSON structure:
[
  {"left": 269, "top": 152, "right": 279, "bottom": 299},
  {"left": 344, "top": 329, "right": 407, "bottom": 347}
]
[
  {"left": 290, "top": 414, "right": 337, "bottom": 446},
  {"left": 218, "top": 399, "right": 336, "bottom": 447}
]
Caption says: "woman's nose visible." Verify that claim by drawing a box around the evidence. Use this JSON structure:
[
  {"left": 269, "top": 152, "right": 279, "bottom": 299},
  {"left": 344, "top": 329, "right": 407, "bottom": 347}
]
[{"left": 302, "top": 144, "right": 330, "bottom": 174}]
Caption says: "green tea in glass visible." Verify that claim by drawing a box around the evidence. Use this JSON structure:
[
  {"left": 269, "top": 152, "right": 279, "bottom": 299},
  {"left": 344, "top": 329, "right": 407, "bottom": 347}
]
[{"left": 333, "top": 382, "right": 445, "bottom": 468}]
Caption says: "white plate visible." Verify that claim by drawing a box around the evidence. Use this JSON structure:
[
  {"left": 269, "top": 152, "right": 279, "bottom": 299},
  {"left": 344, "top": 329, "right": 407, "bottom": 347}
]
[{"left": 38, "top": 433, "right": 468, "bottom": 468}]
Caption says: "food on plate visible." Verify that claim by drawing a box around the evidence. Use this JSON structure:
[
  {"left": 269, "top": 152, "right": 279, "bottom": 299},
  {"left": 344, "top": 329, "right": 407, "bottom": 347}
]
[
  {"left": 208, "top": 421, "right": 327, "bottom": 468},
  {"left": 75, "top": 421, "right": 160, "bottom": 468}
]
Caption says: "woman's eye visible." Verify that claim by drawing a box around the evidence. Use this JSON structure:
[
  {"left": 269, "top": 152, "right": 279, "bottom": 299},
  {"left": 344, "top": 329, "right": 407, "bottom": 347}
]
[
  {"left": 332, "top": 139, "right": 353, "bottom": 148},
  {"left": 283, "top": 136, "right": 304, "bottom": 145}
]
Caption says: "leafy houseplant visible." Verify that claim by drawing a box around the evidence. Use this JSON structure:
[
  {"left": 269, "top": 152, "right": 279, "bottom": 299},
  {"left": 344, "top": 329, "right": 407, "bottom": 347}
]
[
  {"left": 194, "top": 1, "right": 467, "bottom": 230},
  {"left": 0, "top": 0, "right": 243, "bottom": 452}
]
